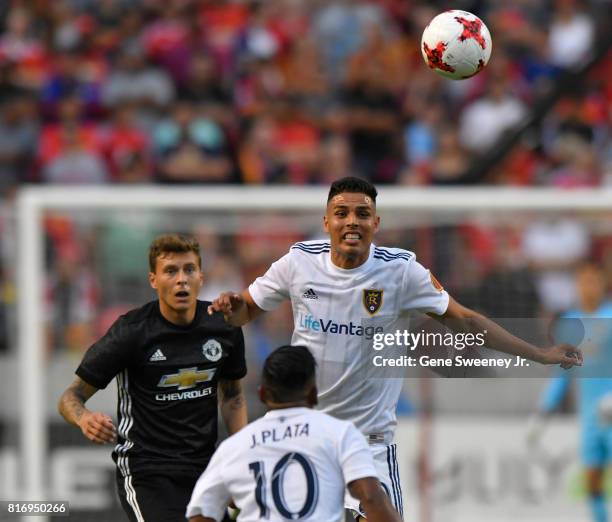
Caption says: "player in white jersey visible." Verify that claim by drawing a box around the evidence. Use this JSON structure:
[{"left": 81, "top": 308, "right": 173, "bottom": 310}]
[
  {"left": 209, "top": 176, "right": 583, "bottom": 519},
  {"left": 186, "top": 345, "right": 402, "bottom": 522}
]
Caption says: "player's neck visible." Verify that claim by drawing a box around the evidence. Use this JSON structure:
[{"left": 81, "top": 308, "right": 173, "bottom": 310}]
[
  {"left": 266, "top": 400, "right": 311, "bottom": 411},
  {"left": 159, "top": 303, "right": 197, "bottom": 326},
  {"left": 330, "top": 250, "right": 369, "bottom": 269}
]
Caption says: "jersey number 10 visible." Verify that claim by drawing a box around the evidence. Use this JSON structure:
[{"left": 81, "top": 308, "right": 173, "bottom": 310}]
[{"left": 249, "top": 452, "right": 319, "bottom": 519}]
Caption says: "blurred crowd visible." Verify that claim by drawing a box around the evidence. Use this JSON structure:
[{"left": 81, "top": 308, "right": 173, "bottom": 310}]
[
  {"left": 0, "top": 0, "right": 610, "bottom": 363},
  {"left": 0, "top": 0, "right": 609, "bottom": 192}
]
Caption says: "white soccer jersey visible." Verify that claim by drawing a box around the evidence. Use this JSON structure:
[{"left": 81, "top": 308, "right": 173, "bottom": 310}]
[
  {"left": 249, "top": 241, "right": 449, "bottom": 443},
  {"left": 186, "top": 407, "right": 377, "bottom": 522}
]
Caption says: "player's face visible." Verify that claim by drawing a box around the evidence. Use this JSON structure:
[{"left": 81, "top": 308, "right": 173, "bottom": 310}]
[
  {"left": 324, "top": 192, "right": 379, "bottom": 268},
  {"left": 148, "top": 251, "right": 203, "bottom": 324}
]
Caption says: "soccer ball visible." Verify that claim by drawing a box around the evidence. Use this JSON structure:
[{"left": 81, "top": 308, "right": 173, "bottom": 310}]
[{"left": 421, "top": 10, "right": 492, "bottom": 80}]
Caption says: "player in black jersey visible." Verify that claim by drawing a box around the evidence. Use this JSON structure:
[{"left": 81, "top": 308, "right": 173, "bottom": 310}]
[{"left": 58, "top": 234, "right": 247, "bottom": 522}]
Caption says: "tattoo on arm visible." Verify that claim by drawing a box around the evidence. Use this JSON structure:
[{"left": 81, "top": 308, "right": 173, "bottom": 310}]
[
  {"left": 219, "top": 379, "right": 247, "bottom": 434},
  {"left": 58, "top": 378, "right": 98, "bottom": 425},
  {"left": 219, "top": 379, "right": 245, "bottom": 407}
]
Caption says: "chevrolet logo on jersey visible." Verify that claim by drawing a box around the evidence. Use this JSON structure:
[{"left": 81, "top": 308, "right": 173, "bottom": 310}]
[
  {"left": 158, "top": 367, "right": 217, "bottom": 390},
  {"left": 363, "top": 289, "right": 383, "bottom": 315}
]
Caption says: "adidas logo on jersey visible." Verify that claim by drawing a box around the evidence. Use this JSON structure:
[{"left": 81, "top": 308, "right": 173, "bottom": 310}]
[
  {"left": 302, "top": 288, "right": 318, "bottom": 300},
  {"left": 149, "top": 349, "right": 166, "bottom": 362}
]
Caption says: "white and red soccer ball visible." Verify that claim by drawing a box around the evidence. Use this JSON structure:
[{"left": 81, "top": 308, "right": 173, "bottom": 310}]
[{"left": 421, "top": 10, "right": 492, "bottom": 80}]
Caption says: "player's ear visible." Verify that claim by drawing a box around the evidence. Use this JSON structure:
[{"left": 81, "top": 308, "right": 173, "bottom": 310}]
[
  {"left": 323, "top": 214, "right": 329, "bottom": 234},
  {"left": 148, "top": 272, "right": 157, "bottom": 290},
  {"left": 307, "top": 383, "right": 318, "bottom": 407},
  {"left": 373, "top": 214, "right": 380, "bottom": 233},
  {"left": 257, "top": 385, "right": 266, "bottom": 405}
]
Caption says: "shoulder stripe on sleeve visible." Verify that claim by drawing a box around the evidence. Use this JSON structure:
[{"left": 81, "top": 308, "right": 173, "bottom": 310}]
[
  {"left": 373, "top": 252, "right": 410, "bottom": 263},
  {"left": 292, "top": 244, "right": 331, "bottom": 254},
  {"left": 374, "top": 247, "right": 412, "bottom": 261},
  {"left": 374, "top": 251, "right": 412, "bottom": 260},
  {"left": 293, "top": 241, "right": 330, "bottom": 249}
]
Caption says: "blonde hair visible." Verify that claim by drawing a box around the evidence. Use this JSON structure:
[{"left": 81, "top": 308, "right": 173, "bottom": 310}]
[{"left": 148, "top": 234, "right": 201, "bottom": 272}]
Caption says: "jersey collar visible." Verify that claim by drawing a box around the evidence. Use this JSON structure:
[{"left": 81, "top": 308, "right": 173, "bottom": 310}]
[{"left": 264, "top": 406, "right": 311, "bottom": 419}]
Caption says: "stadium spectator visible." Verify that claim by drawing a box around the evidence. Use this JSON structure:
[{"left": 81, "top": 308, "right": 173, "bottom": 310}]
[
  {"left": 0, "top": 90, "right": 38, "bottom": 192},
  {"left": 0, "top": 6, "right": 48, "bottom": 89},
  {"left": 477, "top": 228, "right": 541, "bottom": 318},
  {"left": 141, "top": 3, "right": 196, "bottom": 86},
  {"left": 104, "top": 103, "right": 152, "bottom": 182},
  {"left": 89, "top": 0, "right": 124, "bottom": 49},
  {"left": 58, "top": 234, "right": 247, "bottom": 522},
  {"left": 0, "top": 0, "right": 604, "bottom": 191},
  {"left": 522, "top": 216, "right": 591, "bottom": 313},
  {"left": 40, "top": 49, "right": 105, "bottom": 121},
  {"left": 238, "top": 115, "right": 288, "bottom": 183},
  {"left": 401, "top": 100, "right": 443, "bottom": 176},
  {"left": 198, "top": 0, "right": 249, "bottom": 78},
  {"left": 340, "top": 60, "right": 402, "bottom": 182},
  {"left": 401, "top": 122, "right": 470, "bottom": 185},
  {"left": 313, "top": 0, "right": 387, "bottom": 85},
  {"left": 280, "top": 35, "right": 331, "bottom": 121},
  {"left": 101, "top": 41, "right": 175, "bottom": 127},
  {"left": 319, "top": 133, "right": 353, "bottom": 184},
  {"left": 186, "top": 345, "right": 402, "bottom": 522},
  {"left": 48, "top": 0, "right": 94, "bottom": 56},
  {"left": 459, "top": 63, "right": 527, "bottom": 154},
  {"left": 153, "top": 100, "right": 234, "bottom": 183},
  {"left": 265, "top": 97, "right": 322, "bottom": 184},
  {"left": 36, "top": 94, "right": 108, "bottom": 184},
  {"left": 548, "top": 0, "right": 595, "bottom": 69},
  {"left": 177, "top": 54, "right": 234, "bottom": 131}
]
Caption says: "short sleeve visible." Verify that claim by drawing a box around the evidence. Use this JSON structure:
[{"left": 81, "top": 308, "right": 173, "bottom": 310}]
[
  {"left": 76, "top": 317, "right": 134, "bottom": 389},
  {"left": 248, "top": 253, "right": 292, "bottom": 311},
  {"left": 218, "top": 326, "right": 247, "bottom": 380},
  {"left": 186, "top": 447, "right": 231, "bottom": 520},
  {"left": 338, "top": 423, "right": 378, "bottom": 485},
  {"left": 401, "top": 259, "right": 449, "bottom": 315}
]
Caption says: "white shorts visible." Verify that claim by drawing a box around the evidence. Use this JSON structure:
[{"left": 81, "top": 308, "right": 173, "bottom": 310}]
[{"left": 344, "top": 443, "right": 404, "bottom": 519}]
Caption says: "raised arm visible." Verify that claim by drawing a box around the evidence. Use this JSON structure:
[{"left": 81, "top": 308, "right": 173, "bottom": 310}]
[
  {"left": 434, "top": 296, "right": 582, "bottom": 368},
  {"left": 218, "top": 379, "right": 248, "bottom": 435},
  {"left": 348, "top": 477, "right": 402, "bottom": 522},
  {"left": 207, "top": 289, "right": 264, "bottom": 326},
  {"left": 57, "top": 376, "right": 117, "bottom": 444}
]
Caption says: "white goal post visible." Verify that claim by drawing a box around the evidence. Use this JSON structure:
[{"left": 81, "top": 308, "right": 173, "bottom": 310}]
[{"left": 15, "top": 185, "right": 612, "bottom": 521}]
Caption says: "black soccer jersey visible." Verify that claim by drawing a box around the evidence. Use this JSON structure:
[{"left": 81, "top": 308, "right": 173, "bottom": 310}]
[{"left": 76, "top": 300, "right": 246, "bottom": 475}]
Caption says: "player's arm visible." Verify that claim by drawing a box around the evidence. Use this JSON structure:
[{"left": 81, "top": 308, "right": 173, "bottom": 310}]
[
  {"left": 218, "top": 378, "right": 247, "bottom": 435},
  {"left": 208, "top": 289, "right": 264, "bottom": 326},
  {"left": 434, "top": 296, "right": 582, "bottom": 368},
  {"left": 57, "top": 376, "right": 117, "bottom": 444},
  {"left": 186, "top": 446, "right": 231, "bottom": 522},
  {"left": 348, "top": 477, "right": 402, "bottom": 522}
]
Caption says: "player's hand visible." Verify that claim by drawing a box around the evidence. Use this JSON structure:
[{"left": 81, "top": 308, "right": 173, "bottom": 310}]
[
  {"left": 208, "top": 292, "right": 245, "bottom": 320},
  {"left": 538, "top": 343, "right": 583, "bottom": 369},
  {"left": 78, "top": 411, "right": 117, "bottom": 444}
]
